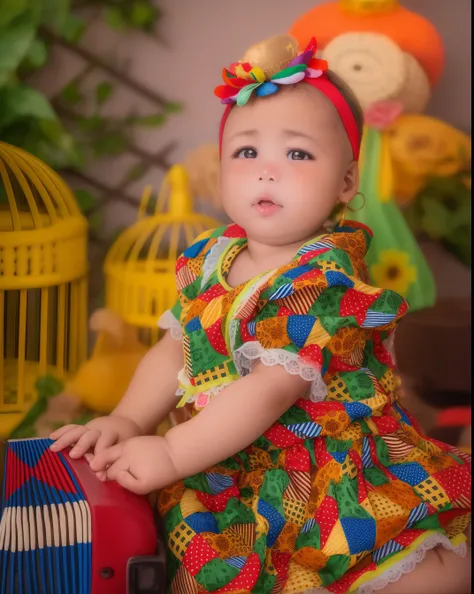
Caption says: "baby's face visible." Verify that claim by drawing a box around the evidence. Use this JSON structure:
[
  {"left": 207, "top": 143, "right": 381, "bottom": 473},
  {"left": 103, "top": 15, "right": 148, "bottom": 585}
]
[{"left": 219, "top": 85, "right": 359, "bottom": 246}]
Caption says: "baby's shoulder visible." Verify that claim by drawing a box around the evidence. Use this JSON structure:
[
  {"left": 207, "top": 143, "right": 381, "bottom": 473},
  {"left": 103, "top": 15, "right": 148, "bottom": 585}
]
[{"left": 178, "top": 224, "right": 245, "bottom": 263}]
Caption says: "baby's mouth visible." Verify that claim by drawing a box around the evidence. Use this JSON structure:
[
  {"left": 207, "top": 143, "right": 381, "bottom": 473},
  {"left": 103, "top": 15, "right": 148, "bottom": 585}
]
[{"left": 253, "top": 197, "right": 282, "bottom": 215}]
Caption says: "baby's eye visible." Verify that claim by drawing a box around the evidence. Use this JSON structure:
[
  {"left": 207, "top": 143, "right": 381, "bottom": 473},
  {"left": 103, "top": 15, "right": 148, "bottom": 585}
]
[
  {"left": 234, "top": 147, "right": 257, "bottom": 159},
  {"left": 288, "top": 149, "right": 313, "bottom": 161}
]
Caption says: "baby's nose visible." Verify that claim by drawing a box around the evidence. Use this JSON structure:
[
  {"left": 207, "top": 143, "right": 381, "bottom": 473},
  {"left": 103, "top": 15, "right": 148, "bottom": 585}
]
[{"left": 259, "top": 164, "right": 280, "bottom": 182}]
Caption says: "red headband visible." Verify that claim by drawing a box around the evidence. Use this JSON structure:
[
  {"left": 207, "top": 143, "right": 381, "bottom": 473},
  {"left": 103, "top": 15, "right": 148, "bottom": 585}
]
[{"left": 219, "top": 74, "right": 360, "bottom": 160}]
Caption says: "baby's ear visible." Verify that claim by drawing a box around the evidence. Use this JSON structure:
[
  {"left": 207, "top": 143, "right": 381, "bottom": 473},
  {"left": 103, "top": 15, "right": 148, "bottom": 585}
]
[{"left": 340, "top": 160, "right": 359, "bottom": 204}]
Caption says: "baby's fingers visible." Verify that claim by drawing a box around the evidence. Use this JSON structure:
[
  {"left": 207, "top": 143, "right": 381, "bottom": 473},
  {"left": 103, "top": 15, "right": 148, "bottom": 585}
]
[
  {"left": 50, "top": 424, "right": 80, "bottom": 440},
  {"left": 69, "top": 429, "right": 100, "bottom": 459},
  {"left": 50, "top": 426, "right": 88, "bottom": 452}
]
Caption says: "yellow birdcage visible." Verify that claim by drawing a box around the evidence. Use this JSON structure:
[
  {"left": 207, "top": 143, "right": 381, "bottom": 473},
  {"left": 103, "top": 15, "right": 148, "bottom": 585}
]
[
  {"left": 104, "top": 164, "right": 221, "bottom": 346},
  {"left": 0, "top": 142, "right": 88, "bottom": 437}
]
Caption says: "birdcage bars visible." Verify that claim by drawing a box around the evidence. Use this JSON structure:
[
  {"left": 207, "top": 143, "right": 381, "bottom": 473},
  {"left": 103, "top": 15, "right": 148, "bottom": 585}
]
[
  {"left": 104, "top": 167, "right": 220, "bottom": 346},
  {"left": 0, "top": 142, "right": 88, "bottom": 433}
]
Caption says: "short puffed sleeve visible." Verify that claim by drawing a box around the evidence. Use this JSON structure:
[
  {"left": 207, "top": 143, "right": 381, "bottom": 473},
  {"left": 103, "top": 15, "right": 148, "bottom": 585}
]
[
  {"left": 158, "top": 228, "right": 219, "bottom": 339},
  {"left": 229, "top": 246, "right": 408, "bottom": 402}
]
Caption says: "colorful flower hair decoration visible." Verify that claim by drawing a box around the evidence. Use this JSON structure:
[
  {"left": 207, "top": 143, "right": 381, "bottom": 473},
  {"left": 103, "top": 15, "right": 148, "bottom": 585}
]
[{"left": 214, "top": 38, "right": 328, "bottom": 106}]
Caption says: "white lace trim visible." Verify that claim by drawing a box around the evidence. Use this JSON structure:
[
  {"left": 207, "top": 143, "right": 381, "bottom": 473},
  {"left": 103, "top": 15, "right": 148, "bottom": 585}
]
[
  {"left": 157, "top": 310, "right": 182, "bottom": 340},
  {"left": 358, "top": 532, "right": 468, "bottom": 594},
  {"left": 200, "top": 235, "right": 232, "bottom": 289},
  {"left": 233, "top": 343, "right": 327, "bottom": 403}
]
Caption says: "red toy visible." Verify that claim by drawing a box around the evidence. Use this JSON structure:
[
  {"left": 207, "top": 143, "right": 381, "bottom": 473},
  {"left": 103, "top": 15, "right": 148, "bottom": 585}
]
[{"left": 0, "top": 438, "right": 165, "bottom": 593}]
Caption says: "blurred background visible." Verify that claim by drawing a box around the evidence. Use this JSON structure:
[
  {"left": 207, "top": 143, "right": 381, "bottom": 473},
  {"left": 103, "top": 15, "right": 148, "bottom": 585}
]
[{"left": 0, "top": 0, "right": 471, "bottom": 448}]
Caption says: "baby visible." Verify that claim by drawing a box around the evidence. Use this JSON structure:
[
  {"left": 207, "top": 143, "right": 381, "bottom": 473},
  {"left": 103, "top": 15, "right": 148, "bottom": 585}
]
[{"left": 51, "top": 35, "right": 471, "bottom": 594}]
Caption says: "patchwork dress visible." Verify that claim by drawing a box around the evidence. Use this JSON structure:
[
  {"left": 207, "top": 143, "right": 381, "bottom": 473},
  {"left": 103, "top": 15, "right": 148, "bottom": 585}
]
[{"left": 157, "top": 221, "right": 471, "bottom": 594}]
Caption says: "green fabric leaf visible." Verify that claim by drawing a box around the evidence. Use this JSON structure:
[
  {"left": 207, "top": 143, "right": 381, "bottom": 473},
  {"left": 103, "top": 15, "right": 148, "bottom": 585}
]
[
  {"left": 272, "top": 63, "right": 307, "bottom": 80},
  {"left": 236, "top": 83, "right": 261, "bottom": 107}
]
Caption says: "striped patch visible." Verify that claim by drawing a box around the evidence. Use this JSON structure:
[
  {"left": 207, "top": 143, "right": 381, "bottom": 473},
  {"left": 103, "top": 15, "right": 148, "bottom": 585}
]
[
  {"left": 381, "top": 435, "right": 414, "bottom": 461},
  {"left": 269, "top": 283, "right": 295, "bottom": 300},
  {"left": 172, "top": 563, "right": 199, "bottom": 594},
  {"left": 278, "top": 285, "right": 322, "bottom": 314},
  {"left": 176, "top": 265, "right": 197, "bottom": 291},
  {"left": 406, "top": 503, "right": 429, "bottom": 528},
  {"left": 225, "top": 556, "right": 247, "bottom": 570},
  {"left": 287, "top": 422, "right": 322, "bottom": 439},
  {"left": 372, "top": 539, "right": 403, "bottom": 563},
  {"left": 286, "top": 471, "right": 312, "bottom": 502},
  {"left": 452, "top": 494, "right": 471, "bottom": 509},
  {"left": 206, "top": 473, "right": 234, "bottom": 495},
  {"left": 298, "top": 240, "right": 334, "bottom": 254},
  {"left": 361, "top": 437, "right": 373, "bottom": 468},
  {"left": 361, "top": 311, "right": 396, "bottom": 328},
  {"left": 301, "top": 518, "right": 317, "bottom": 534}
]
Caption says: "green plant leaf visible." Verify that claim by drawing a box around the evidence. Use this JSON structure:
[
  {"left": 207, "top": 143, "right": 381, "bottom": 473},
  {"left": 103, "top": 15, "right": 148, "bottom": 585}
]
[
  {"left": 95, "top": 81, "right": 114, "bottom": 105},
  {"left": 93, "top": 132, "right": 129, "bottom": 157},
  {"left": 419, "top": 196, "right": 455, "bottom": 239},
  {"left": 164, "top": 101, "right": 182, "bottom": 114},
  {"left": 133, "top": 113, "right": 166, "bottom": 127},
  {"left": 40, "top": 0, "right": 71, "bottom": 32},
  {"left": 125, "top": 162, "right": 149, "bottom": 182},
  {"left": 0, "top": 10, "right": 39, "bottom": 83},
  {"left": 21, "top": 38, "right": 49, "bottom": 70},
  {"left": 0, "top": 0, "right": 28, "bottom": 28},
  {"left": 78, "top": 114, "right": 104, "bottom": 132},
  {"left": 105, "top": 6, "right": 127, "bottom": 31},
  {"left": 75, "top": 188, "right": 97, "bottom": 212},
  {"left": 89, "top": 211, "right": 102, "bottom": 233},
  {"left": 60, "top": 13, "right": 86, "bottom": 44},
  {"left": 0, "top": 86, "right": 57, "bottom": 130},
  {"left": 61, "top": 80, "right": 83, "bottom": 106},
  {"left": 130, "top": 1, "right": 157, "bottom": 30}
]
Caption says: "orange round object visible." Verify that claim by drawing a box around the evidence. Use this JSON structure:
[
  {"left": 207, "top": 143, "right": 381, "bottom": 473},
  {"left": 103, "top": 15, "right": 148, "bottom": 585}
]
[{"left": 289, "top": 2, "right": 445, "bottom": 85}]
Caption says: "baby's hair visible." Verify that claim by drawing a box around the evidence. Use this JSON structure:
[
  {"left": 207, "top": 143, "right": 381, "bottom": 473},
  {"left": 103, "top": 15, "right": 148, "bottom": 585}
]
[{"left": 324, "top": 69, "right": 364, "bottom": 141}]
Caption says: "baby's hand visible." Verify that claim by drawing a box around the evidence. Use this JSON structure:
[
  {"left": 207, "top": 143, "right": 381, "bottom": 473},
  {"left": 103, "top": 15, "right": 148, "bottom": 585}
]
[
  {"left": 90, "top": 435, "right": 177, "bottom": 495},
  {"left": 49, "top": 415, "right": 141, "bottom": 460}
]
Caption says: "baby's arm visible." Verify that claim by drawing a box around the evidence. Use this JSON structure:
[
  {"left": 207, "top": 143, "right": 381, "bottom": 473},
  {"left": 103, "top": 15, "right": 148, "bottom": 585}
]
[
  {"left": 91, "top": 363, "right": 309, "bottom": 492},
  {"left": 50, "top": 330, "right": 183, "bottom": 456}
]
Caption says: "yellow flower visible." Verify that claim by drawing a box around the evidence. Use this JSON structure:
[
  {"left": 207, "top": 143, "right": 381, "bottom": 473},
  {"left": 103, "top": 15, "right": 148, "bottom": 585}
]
[{"left": 371, "top": 250, "right": 417, "bottom": 295}]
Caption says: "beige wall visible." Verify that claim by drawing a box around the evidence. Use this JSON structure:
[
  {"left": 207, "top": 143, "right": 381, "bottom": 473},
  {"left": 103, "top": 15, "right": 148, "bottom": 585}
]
[{"left": 33, "top": 0, "right": 471, "bottom": 297}]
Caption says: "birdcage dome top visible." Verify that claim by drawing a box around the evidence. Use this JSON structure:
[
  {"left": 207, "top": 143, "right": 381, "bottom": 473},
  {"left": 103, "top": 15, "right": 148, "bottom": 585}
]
[
  {"left": 0, "top": 142, "right": 88, "bottom": 290},
  {"left": 0, "top": 141, "right": 84, "bottom": 232},
  {"left": 106, "top": 165, "right": 221, "bottom": 275}
]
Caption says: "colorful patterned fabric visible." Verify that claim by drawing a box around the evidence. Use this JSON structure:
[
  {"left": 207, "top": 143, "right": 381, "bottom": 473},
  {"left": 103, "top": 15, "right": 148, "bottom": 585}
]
[{"left": 157, "top": 222, "right": 471, "bottom": 593}]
